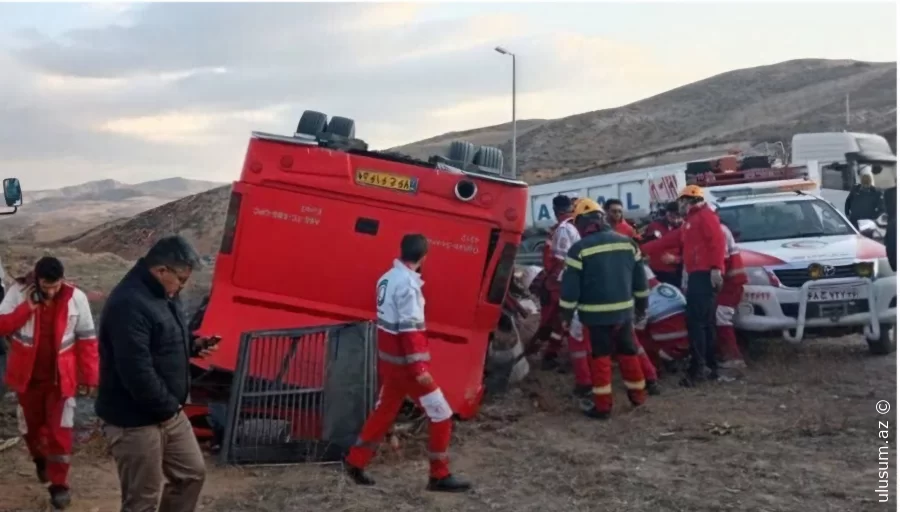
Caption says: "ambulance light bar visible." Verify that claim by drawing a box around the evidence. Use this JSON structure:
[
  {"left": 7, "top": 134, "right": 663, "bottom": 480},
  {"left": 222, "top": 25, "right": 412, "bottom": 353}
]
[
  {"left": 687, "top": 165, "right": 809, "bottom": 187},
  {"left": 710, "top": 180, "right": 818, "bottom": 200}
]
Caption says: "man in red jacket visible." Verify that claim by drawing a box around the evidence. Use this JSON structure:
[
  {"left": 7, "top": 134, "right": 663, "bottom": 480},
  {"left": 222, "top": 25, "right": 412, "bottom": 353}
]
[
  {"left": 643, "top": 202, "right": 683, "bottom": 287},
  {"left": 345, "top": 234, "right": 470, "bottom": 492},
  {"left": 604, "top": 198, "right": 638, "bottom": 239},
  {"left": 0, "top": 257, "right": 98, "bottom": 510},
  {"left": 677, "top": 185, "right": 726, "bottom": 387}
]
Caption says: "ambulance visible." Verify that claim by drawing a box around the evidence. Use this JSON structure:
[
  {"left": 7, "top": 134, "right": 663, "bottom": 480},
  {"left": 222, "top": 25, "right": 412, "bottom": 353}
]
[{"left": 697, "top": 162, "right": 896, "bottom": 354}]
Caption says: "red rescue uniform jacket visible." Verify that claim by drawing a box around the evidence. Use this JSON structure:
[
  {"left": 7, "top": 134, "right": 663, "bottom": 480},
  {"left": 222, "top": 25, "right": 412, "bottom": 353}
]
[
  {"left": 681, "top": 204, "right": 726, "bottom": 273},
  {"left": 641, "top": 228, "right": 682, "bottom": 274},
  {"left": 611, "top": 220, "right": 637, "bottom": 239},
  {"left": 643, "top": 221, "right": 681, "bottom": 274},
  {"left": 0, "top": 282, "right": 99, "bottom": 397},
  {"left": 376, "top": 260, "right": 431, "bottom": 378}
]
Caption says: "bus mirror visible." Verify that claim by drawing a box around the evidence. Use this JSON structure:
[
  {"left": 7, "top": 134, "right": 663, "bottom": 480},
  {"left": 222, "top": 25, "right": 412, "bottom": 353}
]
[{"left": 3, "top": 178, "right": 22, "bottom": 207}]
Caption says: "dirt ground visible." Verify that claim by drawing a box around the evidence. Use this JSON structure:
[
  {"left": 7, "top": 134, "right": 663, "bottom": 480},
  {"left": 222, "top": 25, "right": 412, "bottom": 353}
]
[{"left": 0, "top": 332, "right": 895, "bottom": 512}]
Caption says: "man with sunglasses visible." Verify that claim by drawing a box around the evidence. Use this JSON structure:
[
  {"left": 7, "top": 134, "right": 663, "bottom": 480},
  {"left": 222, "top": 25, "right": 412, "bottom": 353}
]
[
  {"left": 96, "top": 236, "right": 218, "bottom": 512},
  {"left": 603, "top": 198, "right": 638, "bottom": 239}
]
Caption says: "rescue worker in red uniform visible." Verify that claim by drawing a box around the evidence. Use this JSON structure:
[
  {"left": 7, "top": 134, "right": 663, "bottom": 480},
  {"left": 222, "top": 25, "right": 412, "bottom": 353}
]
[
  {"left": 677, "top": 185, "right": 726, "bottom": 387},
  {"left": 715, "top": 221, "right": 748, "bottom": 369},
  {"left": 604, "top": 198, "right": 638, "bottom": 239},
  {"left": 0, "top": 257, "right": 98, "bottom": 510},
  {"left": 635, "top": 265, "right": 690, "bottom": 373},
  {"left": 533, "top": 195, "right": 580, "bottom": 370},
  {"left": 345, "top": 234, "right": 470, "bottom": 492},
  {"left": 642, "top": 202, "right": 683, "bottom": 288},
  {"left": 560, "top": 199, "right": 649, "bottom": 419}
]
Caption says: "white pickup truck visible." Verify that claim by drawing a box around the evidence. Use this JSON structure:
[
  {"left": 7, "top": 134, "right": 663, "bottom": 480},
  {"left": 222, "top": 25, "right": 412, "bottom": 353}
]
[{"left": 706, "top": 166, "right": 896, "bottom": 355}]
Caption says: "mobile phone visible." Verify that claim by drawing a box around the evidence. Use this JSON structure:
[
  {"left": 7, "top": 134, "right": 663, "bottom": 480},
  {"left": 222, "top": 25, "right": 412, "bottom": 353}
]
[{"left": 30, "top": 287, "right": 45, "bottom": 304}]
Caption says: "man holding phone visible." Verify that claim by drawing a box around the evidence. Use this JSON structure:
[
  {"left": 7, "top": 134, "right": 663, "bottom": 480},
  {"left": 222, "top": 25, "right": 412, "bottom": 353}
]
[
  {"left": 0, "top": 256, "right": 98, "bottom": 510},
  {"left": 95, "top": 236, "right": 218, "bottom": 512}
]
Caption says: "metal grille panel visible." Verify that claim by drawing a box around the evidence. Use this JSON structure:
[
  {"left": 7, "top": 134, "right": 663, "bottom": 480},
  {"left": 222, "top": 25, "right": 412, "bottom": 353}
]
[
  {"left": 773, "top": 264, "right": 858, "bottom": 288},
  {"left": 220, "top": 322, "right": 377, "bottom": 465}
]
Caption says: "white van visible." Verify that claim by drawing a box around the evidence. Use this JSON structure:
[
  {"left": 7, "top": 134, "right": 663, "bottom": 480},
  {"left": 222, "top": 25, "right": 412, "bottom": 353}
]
[{"left": 791, "top": 132, "right": 894, "bottom": 168}]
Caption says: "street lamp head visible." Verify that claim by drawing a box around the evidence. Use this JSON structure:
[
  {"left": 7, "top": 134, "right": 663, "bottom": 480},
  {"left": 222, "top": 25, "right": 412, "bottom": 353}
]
[{"left": 495, "top": 46, "right": 509, "bottom": 55}]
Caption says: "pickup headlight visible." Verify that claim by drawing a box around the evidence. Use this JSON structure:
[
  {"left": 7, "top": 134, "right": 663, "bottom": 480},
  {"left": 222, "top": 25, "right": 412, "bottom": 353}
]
[
  {"left": 876, "top": 257, "right": 895, "bottom": 278},
  {"left": 745, "top": 267, "right": 776, "bottom": 286}
]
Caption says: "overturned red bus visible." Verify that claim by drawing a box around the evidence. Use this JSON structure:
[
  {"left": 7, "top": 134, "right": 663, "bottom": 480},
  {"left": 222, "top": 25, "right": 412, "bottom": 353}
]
[{"left": 188, "top": 111, "right": 528, "bottom": 438}]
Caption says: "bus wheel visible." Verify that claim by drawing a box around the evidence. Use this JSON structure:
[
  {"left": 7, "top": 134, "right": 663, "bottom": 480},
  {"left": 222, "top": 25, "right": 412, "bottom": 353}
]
[{"left": 296, "top": 111, "right": 327, "bottom": 137}]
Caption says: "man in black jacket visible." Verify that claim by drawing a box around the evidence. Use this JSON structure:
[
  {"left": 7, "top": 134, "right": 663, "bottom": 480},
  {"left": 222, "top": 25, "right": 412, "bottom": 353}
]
[
  {"left": 844, "top": 173, "right": 886, "bottom": 228},
  {"left": 95, "top": 235, "right": 217, "bottom": 512}
]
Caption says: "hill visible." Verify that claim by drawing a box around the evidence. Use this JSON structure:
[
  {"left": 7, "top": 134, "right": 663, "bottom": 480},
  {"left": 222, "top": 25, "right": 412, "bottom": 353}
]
[
  {"left": 4, "top": 177, "right": 227, "bottom": 243},
  {"left": 393, "top": 59, "right": 897, "bottom": 183},
  {"left": 61, "top": 185, "right": 233, "bottom": 259},
  {"left": 62, "top": 59, "right": 896, "bottom": 259}
]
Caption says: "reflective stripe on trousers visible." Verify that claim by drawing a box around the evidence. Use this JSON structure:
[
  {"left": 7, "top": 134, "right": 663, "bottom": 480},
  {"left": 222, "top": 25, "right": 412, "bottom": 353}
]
[{"left": 378, "top": 351, "right": 431, "bottom": 365}]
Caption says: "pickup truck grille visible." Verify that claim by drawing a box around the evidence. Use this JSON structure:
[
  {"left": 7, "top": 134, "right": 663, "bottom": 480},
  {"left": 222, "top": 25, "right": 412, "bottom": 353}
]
[{"left": 773, "top": 264, "right": 858, "bottom": 288}]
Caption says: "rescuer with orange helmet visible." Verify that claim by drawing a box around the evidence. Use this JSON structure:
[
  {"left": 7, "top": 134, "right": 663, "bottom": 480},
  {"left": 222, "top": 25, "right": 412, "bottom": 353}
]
[
  {"left": 531, "top": 195, "right": 580, "bottom": 370},
  {"left": 676, "top": 184, "right": 726, "bottom": 387},
  {"left": 562, "top": 198, "right": 661, "bottom": 397},
  {"left": 559, "top": 198, "right": 650, "bottom": 419},
  {"left": 345, "top": 234, "right": 470, "bottom": 492}
]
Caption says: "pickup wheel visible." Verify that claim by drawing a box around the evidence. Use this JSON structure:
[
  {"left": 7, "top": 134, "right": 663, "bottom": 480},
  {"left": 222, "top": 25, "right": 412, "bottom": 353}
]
[{"left": 867, "top": 324, "right": 896, "bottom": 355}]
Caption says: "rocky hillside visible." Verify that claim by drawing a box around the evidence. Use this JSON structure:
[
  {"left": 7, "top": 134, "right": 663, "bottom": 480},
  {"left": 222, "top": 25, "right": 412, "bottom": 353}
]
[
  {"left": 394, "top": 59, "right": 897, "bottom": 183},
  {"left": 5, "top": 177, "right": 227, "bottom": 243},
  {"left": 61, "top": 58, "right": 896, "bottom": 259},
  {"left": 59, "top": 185, "right": 232, "bottom": 260}
]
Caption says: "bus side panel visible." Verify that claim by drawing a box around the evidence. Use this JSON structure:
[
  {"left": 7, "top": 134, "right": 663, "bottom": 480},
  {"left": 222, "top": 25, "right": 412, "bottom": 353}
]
[{"left": 230, "top": 185, "right": 495, "bottom": 335}]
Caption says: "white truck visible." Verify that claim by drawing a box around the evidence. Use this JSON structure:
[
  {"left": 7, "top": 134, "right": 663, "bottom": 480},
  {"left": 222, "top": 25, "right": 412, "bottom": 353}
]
[
  {"left": 523, "top": 160, "right": 690, "bottom": 252},
  {"left": 700, "top": 163, "right": 896, "bottom": 355}
]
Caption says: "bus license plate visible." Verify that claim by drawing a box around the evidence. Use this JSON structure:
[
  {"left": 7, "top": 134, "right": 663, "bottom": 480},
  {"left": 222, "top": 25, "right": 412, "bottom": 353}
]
[{"left": 355, "top": 170, "right": 418, "bottom": 194}]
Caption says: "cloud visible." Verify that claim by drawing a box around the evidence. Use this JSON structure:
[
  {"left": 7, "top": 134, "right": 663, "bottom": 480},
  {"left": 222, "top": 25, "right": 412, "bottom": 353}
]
[{"left": 3, "top": 2, "right": 885, "bottom": 191}]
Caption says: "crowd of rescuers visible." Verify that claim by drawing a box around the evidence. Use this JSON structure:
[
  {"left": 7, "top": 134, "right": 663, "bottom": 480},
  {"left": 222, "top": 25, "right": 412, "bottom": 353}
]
[
  {"left": 0, "top": 184, "right": 743, "bottom": 504},
  {"left": 528, "top": 186, "right": 746, "bottom": 417}
]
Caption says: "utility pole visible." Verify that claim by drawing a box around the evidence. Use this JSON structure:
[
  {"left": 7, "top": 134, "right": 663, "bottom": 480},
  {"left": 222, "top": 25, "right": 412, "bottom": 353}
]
[
  {"left": 845, "top": 93, "right": 850, "bottom": 128},
  {"left": 495, "top": 46, "right": 517, "bottom": 179}
]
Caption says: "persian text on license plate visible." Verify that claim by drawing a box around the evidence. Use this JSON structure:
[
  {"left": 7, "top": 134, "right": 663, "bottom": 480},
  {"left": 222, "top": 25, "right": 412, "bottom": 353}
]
[
  {"left": 807, "top": 286, "right": 864, "bottom": 302},
  {"left": 355, "top": 170, "right": 418, "bottom": 193}
]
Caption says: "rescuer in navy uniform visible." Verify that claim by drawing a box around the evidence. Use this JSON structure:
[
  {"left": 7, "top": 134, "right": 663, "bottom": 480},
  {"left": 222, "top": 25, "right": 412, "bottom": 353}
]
[
  {"left": 345, "top": 234, "right": 471, "bottom": 492},
  {"left": 558, "top": 199, "right": 650, "bottom": 420}
]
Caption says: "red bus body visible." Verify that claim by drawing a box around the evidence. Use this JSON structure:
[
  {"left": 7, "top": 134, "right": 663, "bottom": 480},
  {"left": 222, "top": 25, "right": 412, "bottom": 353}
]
[{"left": 194, "top": 131, "right": 528, "bottom": 420}]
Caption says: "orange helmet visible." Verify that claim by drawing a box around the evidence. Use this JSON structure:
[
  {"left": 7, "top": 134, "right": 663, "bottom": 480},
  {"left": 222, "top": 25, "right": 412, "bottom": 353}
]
[
  {"left": 573, "top": 198, "right": 603, "bottom": 217},
  {"left": 678, "top": 185, "right": 705, "bottom": 199}
]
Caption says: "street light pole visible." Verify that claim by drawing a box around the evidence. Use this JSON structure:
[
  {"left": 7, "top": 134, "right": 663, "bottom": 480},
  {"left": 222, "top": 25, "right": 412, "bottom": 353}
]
[{"left": 495, "top": 46, "right": 516, "bottom": 179}]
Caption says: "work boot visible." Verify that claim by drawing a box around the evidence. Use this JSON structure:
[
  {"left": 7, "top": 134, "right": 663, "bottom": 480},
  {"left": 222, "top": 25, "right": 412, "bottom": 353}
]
[
  {"left": 344, "top": 463, "right": 376, "bottom": 486},
  {"left": 426, "top": 474, "right": 472, "bottom": 493},
  {"left": 582, "top": 407, "right": 611, "bottom": 420},
  {"left": 540, "top": 355, "right": 560, "bottom": 371},
  {"left": 719, "top": 359, "right": 747, "bottom": 370},
  {"left": 34, "top": 458, "right": 49, "bottom": 484},
  {"left": 48, "top": 485, "right": 71, "bottom": 510},
  {"left": 646, "top": 380, "right": 661, "bottom": 396},
  {"left": 572, "top": 384, "right": 592, "bottom": 399}
]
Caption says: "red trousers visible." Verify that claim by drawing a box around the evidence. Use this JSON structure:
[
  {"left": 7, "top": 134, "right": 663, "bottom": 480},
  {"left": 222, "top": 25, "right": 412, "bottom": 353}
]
[
  {"left": 715, "top": 284, "right": 745, "bottom": 361},
  {"left": 17, "top": 385, "right": 74, "bottom": 487},
  {"left": 346, "top": 372, "right": 453, "bottom": 479},
  {"left": 638, "top": 314, "right": 690, "bottom": 367},
  {"left": 583, "top": 324, "right": 646, "bottom": 413},
  {"left": 538, "top": 290, "right": 565, "bottom": 357},
  {"left": 568, "top": 329, "right": 657, "bottom": 387}
]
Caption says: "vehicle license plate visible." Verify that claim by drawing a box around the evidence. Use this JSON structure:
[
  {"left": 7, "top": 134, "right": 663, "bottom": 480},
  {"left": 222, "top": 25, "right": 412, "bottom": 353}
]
[
  {"left": 355, "top": 169, "right": 418, "bottom": 193},
  {"left": 816, "top": 303, "right": 849, "bottom": 319},
  {"left": 807, "top": 285, "right": 863, "bottom": 302}
]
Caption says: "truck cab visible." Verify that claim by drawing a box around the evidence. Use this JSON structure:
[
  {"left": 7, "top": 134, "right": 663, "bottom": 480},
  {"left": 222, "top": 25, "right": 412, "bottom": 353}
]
[{"left": 703, "top": 164, "right": 896, "bottom": 354}]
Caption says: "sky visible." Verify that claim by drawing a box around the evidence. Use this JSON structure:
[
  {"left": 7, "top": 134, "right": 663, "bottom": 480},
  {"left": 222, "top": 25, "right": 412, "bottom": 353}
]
[{"left": 0, "top": 1, "right": 896, "bottom": 190}]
